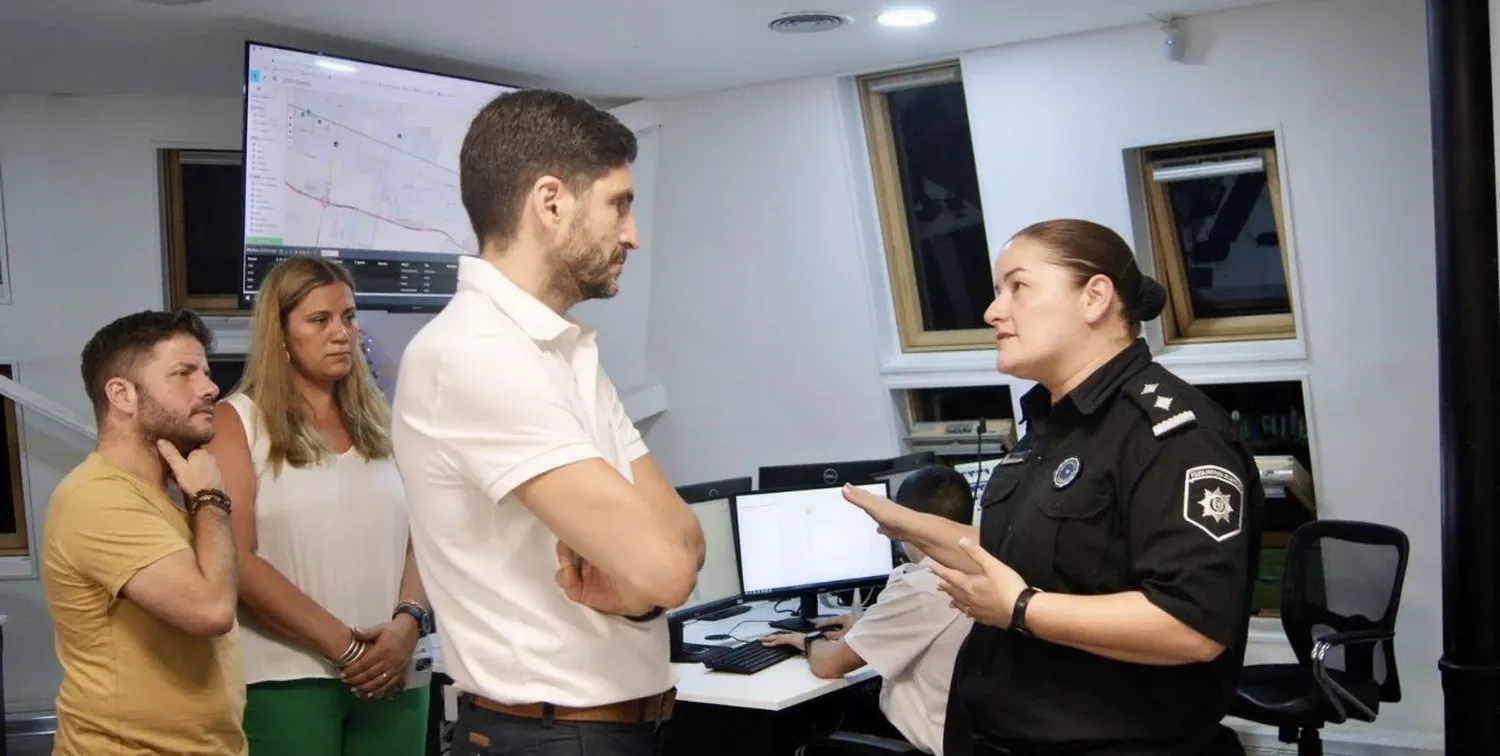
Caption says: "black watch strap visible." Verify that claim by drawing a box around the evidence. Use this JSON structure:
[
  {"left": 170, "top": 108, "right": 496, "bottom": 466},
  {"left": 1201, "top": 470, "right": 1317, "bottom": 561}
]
[
  {"left": 625, "top": 606, "right": 664, "bottom": 622},
  {"left": 1010, "top": 586, "right": 1041, "bottom": 636},
  {"left": 393, "top": 602, "right": 433, "bottom": 636}
]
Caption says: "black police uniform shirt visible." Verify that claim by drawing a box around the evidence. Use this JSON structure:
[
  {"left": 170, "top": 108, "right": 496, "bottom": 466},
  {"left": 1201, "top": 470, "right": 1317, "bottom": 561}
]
[{"left": 955, "top": 339, "right": 1264, "bottom": 748}]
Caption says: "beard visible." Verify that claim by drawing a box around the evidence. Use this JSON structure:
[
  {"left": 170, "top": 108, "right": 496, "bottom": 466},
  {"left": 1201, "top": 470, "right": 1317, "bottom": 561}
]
[
  {"left": 137, "top": 390, "right": 213, "bottom": 452},
  {"left": 551, "top": 219, "right": 623, "bottom": 304}
]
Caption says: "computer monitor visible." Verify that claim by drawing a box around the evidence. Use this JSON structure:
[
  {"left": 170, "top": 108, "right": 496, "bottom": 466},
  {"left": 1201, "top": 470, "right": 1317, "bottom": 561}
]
[
  {"left": 872, "top": 451, "right": 940, "bottom": 493},
  {"left": 731, "top": 482, "right": 895, "bottom": 633},
  {"left": 669, "top": 499, "right": 742, "bottom": 619},
  {"left": 239, "top": 41, "right": 518, "bottom": 311},
  {"left": 757, "top": 452, "right": 937, "bottom": 492},
  {"left": 675, "top": 476, "right": 753, "bottom": 504}
]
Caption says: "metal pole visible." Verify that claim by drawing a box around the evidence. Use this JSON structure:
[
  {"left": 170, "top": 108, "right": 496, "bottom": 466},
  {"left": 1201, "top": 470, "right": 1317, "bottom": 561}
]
[{"left": 1427, "top": 0, "right": 1500, "bottom": 752}]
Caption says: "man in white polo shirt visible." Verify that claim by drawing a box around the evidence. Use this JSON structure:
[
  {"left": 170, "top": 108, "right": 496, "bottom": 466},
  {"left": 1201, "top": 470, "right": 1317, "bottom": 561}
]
[
  {"left": 390, "top": 89, "right": 704, "bottom": 756},
  {"left": 761, "top": 465, "right": 977, "bottom": 756}
]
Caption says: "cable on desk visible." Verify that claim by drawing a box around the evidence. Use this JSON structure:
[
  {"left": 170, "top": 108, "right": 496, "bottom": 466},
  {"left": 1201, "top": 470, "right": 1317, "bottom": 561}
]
[{"left": 722, "top": 619, "right": 776, "bottom": 643}]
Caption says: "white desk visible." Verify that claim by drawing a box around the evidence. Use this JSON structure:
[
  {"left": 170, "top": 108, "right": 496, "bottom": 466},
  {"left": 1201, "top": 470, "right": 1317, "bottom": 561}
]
[
  {"left": 429, "top": 600, "right": 877, "bottom": 717},
  {"left": 673, "top": 600, "right": 877, "bottom": 712}
]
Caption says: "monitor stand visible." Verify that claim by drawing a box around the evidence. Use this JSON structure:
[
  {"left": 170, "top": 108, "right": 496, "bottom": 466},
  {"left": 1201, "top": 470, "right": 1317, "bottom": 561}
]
[{"left": 767, "top": 591, "right": 824, "bottom": 634}]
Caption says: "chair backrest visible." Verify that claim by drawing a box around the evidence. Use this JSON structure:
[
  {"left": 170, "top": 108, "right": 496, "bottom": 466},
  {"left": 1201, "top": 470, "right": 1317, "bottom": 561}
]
[{"left": 1280, "top": 519, "right": 1410, "bottom": 703}]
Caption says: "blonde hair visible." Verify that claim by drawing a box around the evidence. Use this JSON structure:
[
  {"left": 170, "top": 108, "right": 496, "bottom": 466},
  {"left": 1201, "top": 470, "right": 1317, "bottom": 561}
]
[{"left": 234, "top": 256, "right": 392, "bottom": 474}]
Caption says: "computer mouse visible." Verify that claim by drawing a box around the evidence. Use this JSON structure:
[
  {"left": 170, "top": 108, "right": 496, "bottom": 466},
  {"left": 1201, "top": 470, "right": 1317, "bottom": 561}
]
[{"left": 704, "top": 633, "right": 731, "bottom": 641}]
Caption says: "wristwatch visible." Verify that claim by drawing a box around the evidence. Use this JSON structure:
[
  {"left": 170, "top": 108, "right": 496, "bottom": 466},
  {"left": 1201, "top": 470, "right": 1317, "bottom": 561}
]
[
  {"left": 392, "top": 601, "right": 433, "bottom": 636},
  {"left": 1009, "top": 586, "right": 1042, "bottom": 637},
  {"left": 801, "top": 629, "right": 826, "bottom": 652}
]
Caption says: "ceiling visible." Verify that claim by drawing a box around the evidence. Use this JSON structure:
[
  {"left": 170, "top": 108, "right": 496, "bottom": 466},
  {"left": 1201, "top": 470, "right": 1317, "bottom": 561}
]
[{"left": 0, "top": 0, "right": 1285, "bottom": 101}]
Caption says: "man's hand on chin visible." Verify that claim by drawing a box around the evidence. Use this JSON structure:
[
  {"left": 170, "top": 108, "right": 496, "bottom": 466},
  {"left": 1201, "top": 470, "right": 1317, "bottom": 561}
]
[{"left": 553, "top": 541, "right": 655, "bottom": 617}]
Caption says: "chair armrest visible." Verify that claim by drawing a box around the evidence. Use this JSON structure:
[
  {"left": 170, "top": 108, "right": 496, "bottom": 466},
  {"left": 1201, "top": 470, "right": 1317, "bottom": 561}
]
[
  {"left": 811, "top": 730, "right": 921, "bottom": 754},
  {"left": 1312, "top": 629, "right": 1392, "bottom": 721}
]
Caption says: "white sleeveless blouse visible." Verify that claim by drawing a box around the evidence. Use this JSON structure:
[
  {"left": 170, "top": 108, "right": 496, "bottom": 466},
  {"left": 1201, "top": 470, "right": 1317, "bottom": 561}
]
[{"left": 223, "top": 393, "right": 410, "bottom": 684}]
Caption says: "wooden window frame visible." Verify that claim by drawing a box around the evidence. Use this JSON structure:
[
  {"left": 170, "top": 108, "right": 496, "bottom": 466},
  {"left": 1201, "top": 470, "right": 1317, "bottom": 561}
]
[
  {"left": 858, "top": 63, "right": 993, "bottom": 353},
  {"left": 1138, "top": 133, "right": 1296, "bottom": 344},
  {"left": 0, "top": 364, "right": 29, "bottom": 557},
  {"left": 160, "top": 148, "right": 247, "bottom": 316}
]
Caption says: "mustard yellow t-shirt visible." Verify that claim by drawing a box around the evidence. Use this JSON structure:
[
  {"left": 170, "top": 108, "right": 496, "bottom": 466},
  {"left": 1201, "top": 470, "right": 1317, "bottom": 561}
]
[{"left": 41, "top": 452, "right": 246, "bottom": 756}]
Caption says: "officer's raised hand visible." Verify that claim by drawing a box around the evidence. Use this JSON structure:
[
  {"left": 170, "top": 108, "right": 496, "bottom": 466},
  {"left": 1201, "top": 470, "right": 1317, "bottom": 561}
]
[
  {"left": 927, "top": 537, "right": 1027, "bottom": 629},
  {"left": 841, "top": 483, "right": 903, "bottom": 539}
]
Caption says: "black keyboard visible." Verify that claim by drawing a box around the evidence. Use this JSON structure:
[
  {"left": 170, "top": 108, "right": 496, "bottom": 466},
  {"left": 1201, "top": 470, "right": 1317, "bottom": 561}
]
[{"left": 701, "top": 643, "right": 799, "bottom": 675}]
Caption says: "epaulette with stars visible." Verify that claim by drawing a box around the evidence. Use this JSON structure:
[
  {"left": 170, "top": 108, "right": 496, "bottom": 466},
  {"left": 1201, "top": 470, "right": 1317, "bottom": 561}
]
[{"left": 1122, "top": 366, "right": 1199, "bottom": 439}]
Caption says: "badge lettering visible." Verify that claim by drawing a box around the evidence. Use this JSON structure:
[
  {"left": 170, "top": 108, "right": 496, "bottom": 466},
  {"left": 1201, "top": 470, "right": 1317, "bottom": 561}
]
[{"left": 1181, "top": 465, "right": 1244, "bottom": 542}]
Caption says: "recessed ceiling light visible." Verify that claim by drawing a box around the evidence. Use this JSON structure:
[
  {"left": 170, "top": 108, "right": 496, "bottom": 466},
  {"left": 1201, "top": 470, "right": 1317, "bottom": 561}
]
[{"left": 877, "top": 8, "right": 937, "bottom": 28}]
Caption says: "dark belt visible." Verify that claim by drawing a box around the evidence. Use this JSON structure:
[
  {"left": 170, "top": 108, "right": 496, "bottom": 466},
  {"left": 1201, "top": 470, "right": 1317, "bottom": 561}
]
[{"left": 468, "top": 688, "right": 676, "bottom": 725}]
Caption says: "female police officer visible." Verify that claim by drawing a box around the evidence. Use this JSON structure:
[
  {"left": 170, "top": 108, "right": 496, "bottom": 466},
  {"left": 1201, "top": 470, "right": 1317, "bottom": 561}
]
[{"left": 844, "top": 219, "right": 1262, "bottom": 756}]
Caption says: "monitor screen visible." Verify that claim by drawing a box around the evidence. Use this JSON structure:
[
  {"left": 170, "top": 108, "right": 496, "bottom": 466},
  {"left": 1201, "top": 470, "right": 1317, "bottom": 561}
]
[
  {"left": 874, "top": 467, "right": 918, "bottom": 495},
  {"left": 672, "top": 499, "right": 741, "bottom": 616},
  {"left": 239, "top": 42, "right": 518, "bottom": 312},
  {"left": 732, "top": 482, "right": 894, "bottom": 600}
]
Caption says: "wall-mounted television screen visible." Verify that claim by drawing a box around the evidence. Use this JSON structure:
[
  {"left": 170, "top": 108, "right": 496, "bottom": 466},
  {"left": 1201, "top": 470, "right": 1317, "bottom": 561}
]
[{"left": 239, "top": 41, "right": 517, "bottom": 312}]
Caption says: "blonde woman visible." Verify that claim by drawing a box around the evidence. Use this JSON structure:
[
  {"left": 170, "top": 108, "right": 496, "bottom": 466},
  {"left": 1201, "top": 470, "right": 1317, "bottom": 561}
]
[{"left": 206, "top": 256, "right": 430, "bottom": 755}]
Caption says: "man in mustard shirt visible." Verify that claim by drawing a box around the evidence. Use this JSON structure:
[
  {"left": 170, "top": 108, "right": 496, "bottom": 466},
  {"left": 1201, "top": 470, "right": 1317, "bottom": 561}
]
[{"left": 41, "top": 309, "right": 245, "bottom": 755}]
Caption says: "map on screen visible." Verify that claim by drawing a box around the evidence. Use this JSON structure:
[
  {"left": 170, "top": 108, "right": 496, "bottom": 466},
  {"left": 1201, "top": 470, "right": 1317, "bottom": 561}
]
[{"left": 241, "top": 42, "right": 516, "bottom": 310}]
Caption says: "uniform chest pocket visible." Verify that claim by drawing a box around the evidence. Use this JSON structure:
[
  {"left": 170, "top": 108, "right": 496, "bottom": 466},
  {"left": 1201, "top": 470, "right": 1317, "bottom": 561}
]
[
  {"left": 980, "top": 472, "right": 1022, "bottom": 509},
  {"left": 1031, "top": 480, "right": 1126, "bottom": 592}
]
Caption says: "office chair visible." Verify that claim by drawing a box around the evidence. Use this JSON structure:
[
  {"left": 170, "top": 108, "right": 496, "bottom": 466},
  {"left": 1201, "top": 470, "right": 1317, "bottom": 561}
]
[
  {"left": 1230, "top": 520, "right": 1410, "bottom": 756},
  {"left": 796, "top": 731, "right": 919, "bottom": 755}
]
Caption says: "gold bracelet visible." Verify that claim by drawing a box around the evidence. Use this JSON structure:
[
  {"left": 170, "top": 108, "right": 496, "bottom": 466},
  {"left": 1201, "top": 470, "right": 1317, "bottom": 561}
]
[{"left": 331, "top": 632, "right": 365, "bottom": 668}]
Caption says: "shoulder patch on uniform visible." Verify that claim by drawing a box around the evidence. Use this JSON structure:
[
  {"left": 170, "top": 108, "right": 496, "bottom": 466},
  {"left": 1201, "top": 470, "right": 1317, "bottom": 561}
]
[
  {"left": 1125, "top": 368, "right": 1199, "bottom": 439},
  {"left": 1182, "top": 464, "right": 1244, "bottom": 542}
]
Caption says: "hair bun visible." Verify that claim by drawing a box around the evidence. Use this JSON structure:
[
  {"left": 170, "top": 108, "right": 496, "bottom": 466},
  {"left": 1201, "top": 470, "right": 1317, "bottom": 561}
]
[{"left": 1133, "top": 276, "right": 1168, "bottom": 322}]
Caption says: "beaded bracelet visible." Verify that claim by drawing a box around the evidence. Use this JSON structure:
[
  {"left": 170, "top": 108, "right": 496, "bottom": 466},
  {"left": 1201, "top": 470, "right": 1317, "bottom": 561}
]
[{"left": 188, "top": 488, "right": 232, "bottom": 516}]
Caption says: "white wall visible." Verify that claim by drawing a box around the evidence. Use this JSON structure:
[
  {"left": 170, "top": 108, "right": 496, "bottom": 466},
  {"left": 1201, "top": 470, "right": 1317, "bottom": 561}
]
[
  {"left": 0, "top": 94, "right": 243, "bottom": 711},
  {"left": 572, "top": 107, "right": 661, "bottom": 397},
  {"left": 645, "top": 0, "right": 1443, "bottom": 747},
  {"left": 641, "top": 77, "right": 904, "bottom": 485},
  {"left": 957, "top": 0, "right": 1439, "bottom": 743}
]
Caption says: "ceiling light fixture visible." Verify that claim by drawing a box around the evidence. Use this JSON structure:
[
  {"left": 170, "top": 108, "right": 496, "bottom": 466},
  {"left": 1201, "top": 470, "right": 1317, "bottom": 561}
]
[{"left": 876, "top": 8, "right": 936, "bottom": 28}]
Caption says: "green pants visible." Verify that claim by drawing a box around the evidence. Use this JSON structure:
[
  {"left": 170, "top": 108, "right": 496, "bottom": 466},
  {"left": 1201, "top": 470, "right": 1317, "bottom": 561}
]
[{"left": 244, "top": 678, "right": 430, "bottom": 756}]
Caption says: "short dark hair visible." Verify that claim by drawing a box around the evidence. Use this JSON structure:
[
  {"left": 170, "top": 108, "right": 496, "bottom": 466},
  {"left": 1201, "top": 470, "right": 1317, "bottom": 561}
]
[
  {"left": 1010, "top": 218, "right": 1168, "bottom": 337},
  {"left": 80, "top": 309, "right": 213, "bottom": 417},
  {"left": 459, "top": 88, "right": 638, "bottom": 248},
  {"left": 894, "top": 464, "right": 975, "bottom": 526}
]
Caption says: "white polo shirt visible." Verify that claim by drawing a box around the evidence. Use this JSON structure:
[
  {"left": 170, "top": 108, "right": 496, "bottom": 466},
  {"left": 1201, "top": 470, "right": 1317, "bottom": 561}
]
[
  {"left": 390, "top": 256, "right": 673, "bottom": 707},
  {"left": 843, "top": 558, "right": 974, "bottom": 756}
]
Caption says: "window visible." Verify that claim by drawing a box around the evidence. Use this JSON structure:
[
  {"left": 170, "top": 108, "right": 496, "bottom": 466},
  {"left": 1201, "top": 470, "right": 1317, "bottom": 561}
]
[
  {"left": 859, "top": 63, "right": 995, "bottom": 352},
  {"left": 1138, "top": 133, "right": 1295, "bottom": 344},
  {"left": 161, "top": 149, "right": 247, "bottom": 315},
  {"left": 901, "top": 385, "right": 1018, "bottom": 460},
  {"left": 0, "top": 364, "right": 29, "bottom": 557},
  {"left": 208, "top": 355, "right": 248, "bottom": 401},
  {"left": 1195, "top": 379, "right": 1316, "bottom": 617}
]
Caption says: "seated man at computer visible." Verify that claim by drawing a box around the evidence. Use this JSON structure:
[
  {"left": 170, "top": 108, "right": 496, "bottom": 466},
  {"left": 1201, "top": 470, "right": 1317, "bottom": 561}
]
[{"left": 761, "top": 464, "right": 975, "bottom": 756}]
